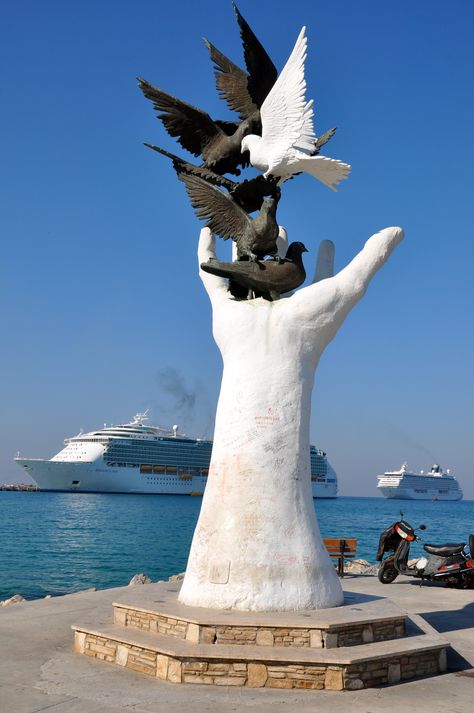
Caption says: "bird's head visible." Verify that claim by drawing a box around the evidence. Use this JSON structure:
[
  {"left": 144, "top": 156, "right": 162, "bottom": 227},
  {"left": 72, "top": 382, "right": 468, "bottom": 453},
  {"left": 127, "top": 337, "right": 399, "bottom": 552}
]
[
  {"left": 293, "top": 242, "right": 308, "bottom": 253},
  {"left": 262, "top": 197, "right": 278, "bottom": 214},
  {"left": 286, "top": 242, "right": 308, "bottom": 259}
]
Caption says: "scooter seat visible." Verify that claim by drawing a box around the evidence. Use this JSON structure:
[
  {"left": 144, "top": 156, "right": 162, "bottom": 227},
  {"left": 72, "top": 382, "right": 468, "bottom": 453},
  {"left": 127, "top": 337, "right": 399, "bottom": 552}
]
[{"left": 423, "top": 542, "right": 465, "bottom": 556}]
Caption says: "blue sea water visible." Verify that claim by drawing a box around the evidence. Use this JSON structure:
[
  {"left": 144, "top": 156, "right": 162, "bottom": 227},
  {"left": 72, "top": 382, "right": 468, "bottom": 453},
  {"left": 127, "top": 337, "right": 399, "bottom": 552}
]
[{"left": 1, "top": 492, "right": 473, "bottom": 601}]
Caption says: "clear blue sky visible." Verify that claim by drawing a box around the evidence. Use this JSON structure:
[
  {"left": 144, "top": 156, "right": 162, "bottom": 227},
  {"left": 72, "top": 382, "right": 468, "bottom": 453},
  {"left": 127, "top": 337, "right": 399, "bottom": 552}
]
[{"left": 1, "top": 1, "right": 473, "bottom": 497}]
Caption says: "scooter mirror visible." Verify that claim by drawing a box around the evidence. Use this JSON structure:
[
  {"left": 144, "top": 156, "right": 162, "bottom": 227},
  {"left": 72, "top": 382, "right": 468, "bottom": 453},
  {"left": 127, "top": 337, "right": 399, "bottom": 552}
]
[{"left": 419, "top": 524, "right": 427, "bottom": 530}]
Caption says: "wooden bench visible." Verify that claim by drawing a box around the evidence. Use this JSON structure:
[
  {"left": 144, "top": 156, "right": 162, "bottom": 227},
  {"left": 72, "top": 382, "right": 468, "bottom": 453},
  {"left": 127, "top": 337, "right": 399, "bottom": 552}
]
[{"left": 323, "top": 538, "right": 358, "bottom": 577}]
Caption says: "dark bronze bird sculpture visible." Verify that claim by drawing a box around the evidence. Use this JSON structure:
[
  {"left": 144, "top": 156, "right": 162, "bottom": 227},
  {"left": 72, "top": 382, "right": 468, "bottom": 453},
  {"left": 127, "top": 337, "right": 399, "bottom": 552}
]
[
  {"left": 204, "top": 2, "right": 278, "bottom": 135},
  {"left": 201, "top": 242, "right": 308, "bottom": 301},
  {"left": 138, "top": 4, "right": 279, "bottom": 177},
  {"left": 179, "top": 172, "right": 280, "bottom": 262},
  {"left": 137, "top": 77, "right": 250, "bottom": 176},
  {"left": 144, "top": 143, "right": 281, "bottom": 214},
  {"left": 138, "top": 4, "right": 336, "bottom": 177},
  {"left": 204, "top": 4, "right": 337, "bottom": 156}
]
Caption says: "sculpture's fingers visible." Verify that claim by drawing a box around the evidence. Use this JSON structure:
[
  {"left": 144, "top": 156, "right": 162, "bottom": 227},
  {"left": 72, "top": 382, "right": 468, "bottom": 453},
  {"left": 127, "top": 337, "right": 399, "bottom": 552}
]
[
  {"left": 198, "top": 227, "right": 228, "bottom": 304},
  {"left": 291, "top": 226, "right": 404, "bottom": 329},
  {"left": 335, "top": 227, "right": 404, "bottom": 297},
  {"left": 277, "top": 226, "right": 288, "bottom": 258},
  {"left": 312, "top": 240, "right": 335, "bottom": 283},
  {"left": 198, "top": 226, "right": 217, "bottom": 263}
]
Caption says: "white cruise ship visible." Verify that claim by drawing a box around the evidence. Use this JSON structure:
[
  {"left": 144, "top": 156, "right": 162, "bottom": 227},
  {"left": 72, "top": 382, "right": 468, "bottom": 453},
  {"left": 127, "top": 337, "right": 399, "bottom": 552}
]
[
  {"left": 377, "top": 463, "right": 463, "bottom": 501},
  {"left": 14, "top": 412, "right": 338, "bottom": 498}
]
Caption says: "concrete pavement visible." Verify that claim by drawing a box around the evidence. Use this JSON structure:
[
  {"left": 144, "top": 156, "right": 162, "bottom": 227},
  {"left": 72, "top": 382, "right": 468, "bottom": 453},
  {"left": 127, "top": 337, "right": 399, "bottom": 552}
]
[{"left": 1, "top": 575, "right": 473, "bottom": 713}]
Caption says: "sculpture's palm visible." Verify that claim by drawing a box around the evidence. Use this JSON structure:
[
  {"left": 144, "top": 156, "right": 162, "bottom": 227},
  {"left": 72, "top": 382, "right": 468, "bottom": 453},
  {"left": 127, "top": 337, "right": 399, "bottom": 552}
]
[{"left": 200, "top": 226, "right": 403, "bottom": 358}]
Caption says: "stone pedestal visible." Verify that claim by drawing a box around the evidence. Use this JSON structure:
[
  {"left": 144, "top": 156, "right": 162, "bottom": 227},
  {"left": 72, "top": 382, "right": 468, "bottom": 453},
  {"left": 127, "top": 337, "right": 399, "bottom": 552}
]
[{"left": 72, "top": 580, "right": 448, "bottom": 691}]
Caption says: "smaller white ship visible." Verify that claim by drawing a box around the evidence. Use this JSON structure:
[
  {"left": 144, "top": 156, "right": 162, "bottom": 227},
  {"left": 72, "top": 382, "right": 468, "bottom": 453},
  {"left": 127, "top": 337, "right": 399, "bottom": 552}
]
[{"left": 377, "top": 463, "right": 463, "bottom": 501}]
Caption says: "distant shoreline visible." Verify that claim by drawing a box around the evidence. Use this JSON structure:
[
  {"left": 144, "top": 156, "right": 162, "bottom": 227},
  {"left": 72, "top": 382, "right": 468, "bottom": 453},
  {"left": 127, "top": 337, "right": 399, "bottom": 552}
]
[
  {"left": 1, "top": 488, "right": 473, "bottom": 501},
  {"left": 0, "top": 483, "right": 38, "bottom": 491}
]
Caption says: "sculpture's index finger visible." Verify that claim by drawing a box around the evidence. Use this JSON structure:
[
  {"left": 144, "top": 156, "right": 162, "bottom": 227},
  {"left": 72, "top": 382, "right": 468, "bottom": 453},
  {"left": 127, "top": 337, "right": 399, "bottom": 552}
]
[{"left": 197, "top": 227, "right": 217, "bottom": 262}]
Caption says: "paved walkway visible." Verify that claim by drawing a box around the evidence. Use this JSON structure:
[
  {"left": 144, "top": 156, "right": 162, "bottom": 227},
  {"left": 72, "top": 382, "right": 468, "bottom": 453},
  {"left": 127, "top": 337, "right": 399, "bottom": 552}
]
[{"left": 1, "top": 576, "right": 473, "bottom": 713}]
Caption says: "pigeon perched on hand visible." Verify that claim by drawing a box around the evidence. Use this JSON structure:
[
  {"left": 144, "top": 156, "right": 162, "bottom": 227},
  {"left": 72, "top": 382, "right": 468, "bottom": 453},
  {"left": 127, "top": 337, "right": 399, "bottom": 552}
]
[
  {"left": 241, "top": 27, "right": 351, "bottom": 191},
  {"left": 201, "top": 241, "right": 308, "bottom": 301},
  {"left": 179, "top": 172, "right": 280, "bottom": 262}
]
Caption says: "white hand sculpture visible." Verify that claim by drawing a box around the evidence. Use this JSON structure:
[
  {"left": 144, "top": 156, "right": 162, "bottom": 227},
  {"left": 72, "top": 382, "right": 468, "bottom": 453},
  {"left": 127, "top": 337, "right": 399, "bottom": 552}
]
[{"left": 179, "top": 225, "right": 404, "bottom": 611}]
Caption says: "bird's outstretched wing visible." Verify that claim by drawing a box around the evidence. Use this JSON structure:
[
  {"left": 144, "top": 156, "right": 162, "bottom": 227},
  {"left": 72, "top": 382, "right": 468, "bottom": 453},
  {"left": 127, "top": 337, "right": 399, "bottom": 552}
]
[
  {"left": 231, "top": 174, "right": 281, "bottom": 212},
  {"left": 204, "top": 5, "right": 277, "bottom": 120},
  {"left": 233, "top": 2, "right": 277, "bottom": 108},
  {"left": 314, "top": 127, "right": 336, "bottom": 154},
  {"left": 146, "top": 144, "right": 280, "bottom": 214},
  {"left": 204, "top": 39, "right": 256, "bottom": 120},
  {"left": 138, "top": 78, "right": 235, "bottom": 157},
  {"left": 144, "top": 144, "right": 236, "bottom": 190},
  {"left": 180, "top": 173, "right": 251, "bottom": 249},
  {"left": 259, "top": 27, "right": 316, "bottom": 165}
]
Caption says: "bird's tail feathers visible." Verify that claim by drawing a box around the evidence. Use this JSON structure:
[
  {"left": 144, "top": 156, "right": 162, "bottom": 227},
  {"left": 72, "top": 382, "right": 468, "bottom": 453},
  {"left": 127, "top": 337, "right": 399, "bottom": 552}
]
[
  {"left": 294, "top": 155, "right": 351, "bottom": 191},
  {"left": 200, "top": 261, "right": 232, "bottom": 279},
  {"left": 144, "top": 143, "right": 183, "bottom": 163}
]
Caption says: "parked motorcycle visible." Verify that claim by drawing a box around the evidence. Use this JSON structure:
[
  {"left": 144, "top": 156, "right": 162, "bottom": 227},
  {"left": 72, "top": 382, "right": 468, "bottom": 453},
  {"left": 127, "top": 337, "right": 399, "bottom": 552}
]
[{"left": 376, "top": 515, "right": 474, "bottom": 588}]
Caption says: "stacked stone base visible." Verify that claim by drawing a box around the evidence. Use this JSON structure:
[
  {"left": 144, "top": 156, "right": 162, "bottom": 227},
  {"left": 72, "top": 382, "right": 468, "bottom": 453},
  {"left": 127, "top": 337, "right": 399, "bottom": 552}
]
[{"left": 72, "top": 581, "right": 448, "bottom": 691}]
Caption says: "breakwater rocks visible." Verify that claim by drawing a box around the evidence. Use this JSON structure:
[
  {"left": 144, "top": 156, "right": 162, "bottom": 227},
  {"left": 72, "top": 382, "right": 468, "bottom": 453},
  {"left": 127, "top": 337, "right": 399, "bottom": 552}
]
[
  {"left": 1, "top": 573, "right": 186, "bottom": 607},
  {"left": 128, "top": 573, "right": 185, "bottom": 586},
  {"left": 128, "top": 574, "right": 152, "bottom": 586},
  {"left": 1, "top": 594, "right": 26, "bottom": 607},
  {"left": 343, "top": 560, "right": 379, "bottom": 576},
  {"left": 0, "top": 483, "right": 38, "bottom": 491}
]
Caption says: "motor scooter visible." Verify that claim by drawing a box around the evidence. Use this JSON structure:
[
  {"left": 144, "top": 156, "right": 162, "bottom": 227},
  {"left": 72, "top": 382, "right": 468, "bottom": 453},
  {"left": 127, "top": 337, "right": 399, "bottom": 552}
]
[{"left": 376, "top": 514, "right": 474, "bottom": 588}]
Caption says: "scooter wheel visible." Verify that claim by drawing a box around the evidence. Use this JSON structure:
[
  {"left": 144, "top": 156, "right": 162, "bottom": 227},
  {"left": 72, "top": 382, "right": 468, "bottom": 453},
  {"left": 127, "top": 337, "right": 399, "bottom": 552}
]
[
  {"left": 378, "top": 563, "right": 398, "bottom": 583},
  {"left": 455, "top": 574, "right": 474, "bottom": 590}
]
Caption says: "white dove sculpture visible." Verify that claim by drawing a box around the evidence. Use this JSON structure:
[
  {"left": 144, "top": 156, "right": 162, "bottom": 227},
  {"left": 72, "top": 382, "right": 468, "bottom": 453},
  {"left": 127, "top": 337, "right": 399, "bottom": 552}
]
[{"left": 241, "top": 27, "right": 351, "bottom": 191}]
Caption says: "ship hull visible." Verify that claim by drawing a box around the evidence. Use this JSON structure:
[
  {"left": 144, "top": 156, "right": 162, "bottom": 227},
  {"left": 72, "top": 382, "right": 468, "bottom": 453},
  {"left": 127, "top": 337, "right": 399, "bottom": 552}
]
[
  {"left": 16, "top": 458, "right": 337, "bottom": 498},
  {"left": 312, "top": 481, "right": 337, "bottom": 498},
  {"left": 15, "top": 459, "right": 207, "bottom": 495},
  {"left": 378, "top": 485, "right": 462, "bottom": 501}
]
